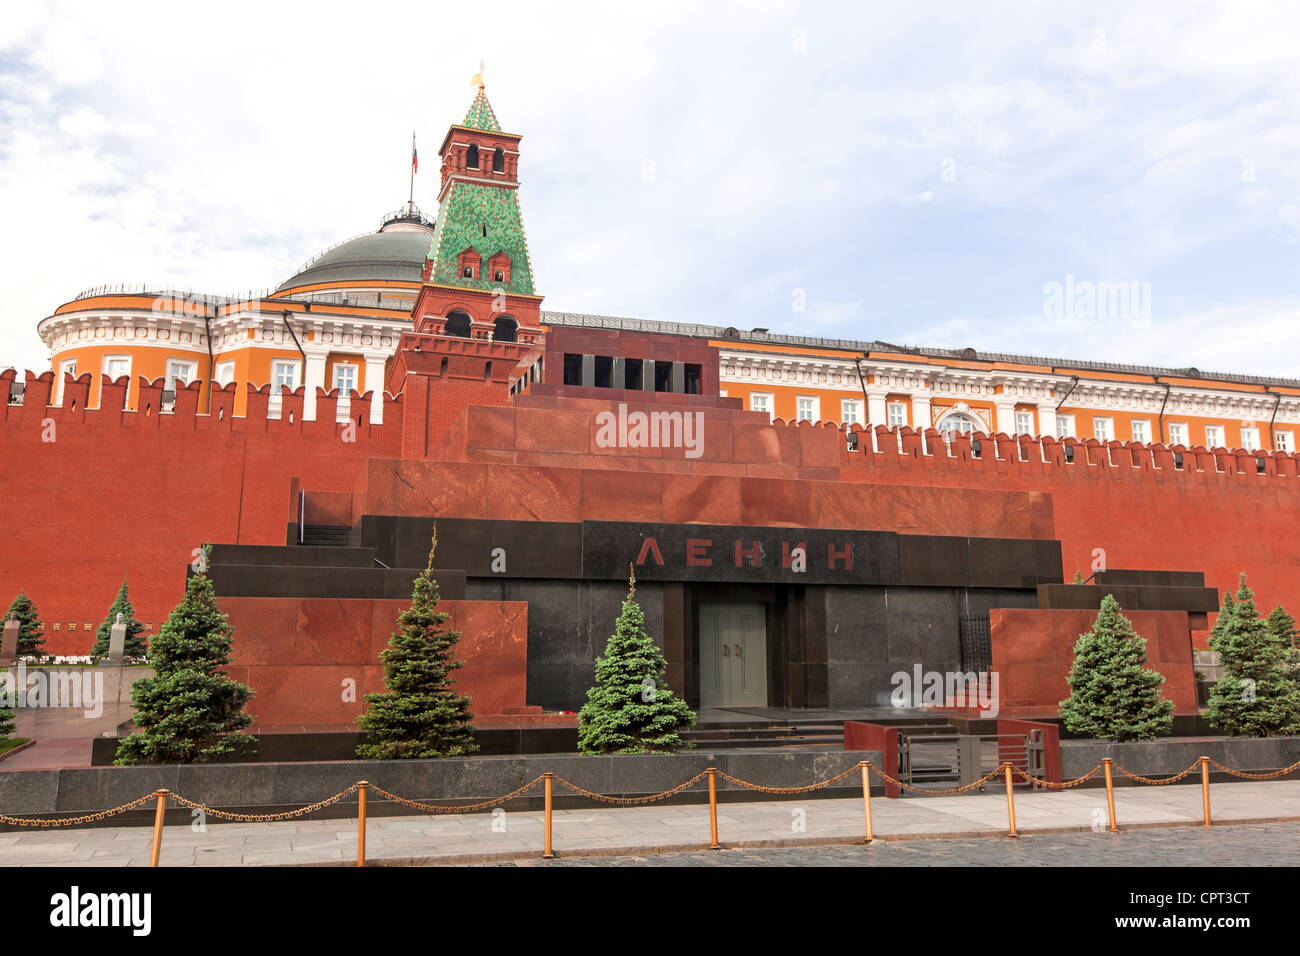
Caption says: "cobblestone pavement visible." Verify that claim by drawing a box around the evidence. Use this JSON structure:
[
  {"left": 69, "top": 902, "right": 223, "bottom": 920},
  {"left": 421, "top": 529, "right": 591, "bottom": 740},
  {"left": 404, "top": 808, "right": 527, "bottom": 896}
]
[{"left": 500, "top": 821, "right": 1300, "bottom": 866}]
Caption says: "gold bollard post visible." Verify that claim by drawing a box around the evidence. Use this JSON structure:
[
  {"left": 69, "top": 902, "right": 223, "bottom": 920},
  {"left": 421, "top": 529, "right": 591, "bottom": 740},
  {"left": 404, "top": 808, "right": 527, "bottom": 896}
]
[
  {"left": 1200, "top": 757, "right": 1212, "bottom": 828},
  {"left": 707, "top": 767, "right": 720, "bottom": 849},
  {"left": 148, "top": 789, "right": 168, "bottom": 868},
  {"left": 1103, "top": 758, "right": 1119, "bottom": 833},
  {"left": 357, "top": 781, "right": 368, "bottom": 867},
  {"left": 860, "top": 762, "right": 874, "bottom": 844},
  {"left": 542, "top": 773, "right": 554, "bottom": 859},
  {"left": 1003, "top": 764, "right": 1018, "bottom": 838}
]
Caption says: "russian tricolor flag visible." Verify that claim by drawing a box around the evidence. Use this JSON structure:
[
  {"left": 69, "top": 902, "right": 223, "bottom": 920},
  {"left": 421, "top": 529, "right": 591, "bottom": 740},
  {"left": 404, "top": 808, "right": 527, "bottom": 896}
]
[{"left": 412, "top": 137, "right": 418, "bottom": 174}]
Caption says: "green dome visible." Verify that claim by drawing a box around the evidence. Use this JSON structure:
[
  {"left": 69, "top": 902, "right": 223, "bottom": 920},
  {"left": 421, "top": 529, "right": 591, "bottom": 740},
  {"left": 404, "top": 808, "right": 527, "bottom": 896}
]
[{"left": 277, "top": 227, "right": 432, "bottom": 292}]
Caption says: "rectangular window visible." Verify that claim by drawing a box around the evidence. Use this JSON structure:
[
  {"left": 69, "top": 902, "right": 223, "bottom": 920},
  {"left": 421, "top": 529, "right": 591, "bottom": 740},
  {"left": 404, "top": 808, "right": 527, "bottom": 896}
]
[
  {"left": 1240, "top": 427, "right": 1260, "bottom": 451},
  {"left": 1277, "top": 430, "right": 1294, "bottom": 452},
  {"left": 1015, "top": 410, "right": 1034, "bottom": 435},
  {"left": 750, "top": 393, "right": 773, "bottom": 420},
  {"left": 1168, "top": 422, "right": 1188, "bottom": 446},
  {"left": 887, "top": 402, "right": 907, "bottom": 428},
  {"left": 57, "top": 358, "right": 77, "bottom": 405},
  {"left": 214, "top": 361, "right": 236, "bottom": 386},
  {"left": 166, "top": 360, "right": 194, "bottom": 390},
  {"left": 1131, "top": 420, "right": 1150, "bottom": 444},
  {"left": 841, "top": 399, "right": 861, "bottom": 426},
  {"left": 333, "top": 363, "right": 357, "bottom": 396},
  {"left": 796, "top": 396, "right": 819, "bottom": 422},
  {"left": 1204, "top": 425, "right": 1224, "bottom": 449},
  {"left": 1093, "top": 417, "right": 1114, "bottom": 442},
  {"left": 1055, "top": 413, "right": 1075, "bottom": 438},
  {"left": 272, "top": 360, "right": 299, "bottom": 391},
  {"left": 102, "top": 355, "right": 131, "bottom": 381}
]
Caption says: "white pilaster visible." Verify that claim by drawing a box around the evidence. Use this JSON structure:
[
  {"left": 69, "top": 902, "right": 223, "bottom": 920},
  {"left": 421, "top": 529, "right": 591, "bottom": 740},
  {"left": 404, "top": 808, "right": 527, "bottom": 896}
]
[
  {"left": 911, "top": 395, "right": 933, "bottom": 430},
  {"left": 1037, "top": 402, "right": 1059, "bottom": 438},
  {"left": 302, "top": 343, "right": 329, "bottom": 422},
  {"left": 994, "top": 400, "right": 1017, "bottom": 436},
  {"left": 363, "top": 351, "right": 388, "bottom": 425}
]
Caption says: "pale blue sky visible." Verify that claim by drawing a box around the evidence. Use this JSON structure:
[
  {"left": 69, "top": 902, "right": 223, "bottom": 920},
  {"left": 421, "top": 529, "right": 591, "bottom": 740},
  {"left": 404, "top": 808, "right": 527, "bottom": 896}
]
[{"left": 2, "top": 1, "right": 1297, "bottom": 377}]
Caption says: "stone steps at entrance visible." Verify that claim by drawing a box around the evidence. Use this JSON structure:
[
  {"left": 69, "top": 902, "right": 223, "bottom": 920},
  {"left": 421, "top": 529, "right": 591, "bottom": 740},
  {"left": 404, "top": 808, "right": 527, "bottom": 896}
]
[{"left": 301, "top": 524, "right": 356, "bottom": 547}]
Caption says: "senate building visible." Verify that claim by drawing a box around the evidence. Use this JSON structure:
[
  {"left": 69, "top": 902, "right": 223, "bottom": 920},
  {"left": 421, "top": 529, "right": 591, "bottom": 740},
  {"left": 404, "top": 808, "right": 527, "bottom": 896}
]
[{"left": 4, "top": 80, "right": 1299, "bottom": 726}]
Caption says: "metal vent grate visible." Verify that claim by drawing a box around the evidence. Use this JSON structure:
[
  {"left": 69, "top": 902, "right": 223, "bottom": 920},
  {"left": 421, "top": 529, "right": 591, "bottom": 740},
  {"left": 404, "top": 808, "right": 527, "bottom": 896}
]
[{"left": 959, "top": 614, "right": 992, "bottom": 672}]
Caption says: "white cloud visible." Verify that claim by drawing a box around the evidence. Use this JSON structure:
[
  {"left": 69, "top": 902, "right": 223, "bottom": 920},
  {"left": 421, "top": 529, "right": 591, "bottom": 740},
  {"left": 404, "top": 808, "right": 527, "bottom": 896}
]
[{"left": 1, "top": 0, "right": 1298, "bottom": 382}]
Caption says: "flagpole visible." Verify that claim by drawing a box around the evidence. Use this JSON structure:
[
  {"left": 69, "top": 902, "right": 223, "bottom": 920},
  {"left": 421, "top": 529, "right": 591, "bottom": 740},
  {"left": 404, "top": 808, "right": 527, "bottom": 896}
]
[{"left": 408, "top": 130, "right": 415, "bottom": 215}]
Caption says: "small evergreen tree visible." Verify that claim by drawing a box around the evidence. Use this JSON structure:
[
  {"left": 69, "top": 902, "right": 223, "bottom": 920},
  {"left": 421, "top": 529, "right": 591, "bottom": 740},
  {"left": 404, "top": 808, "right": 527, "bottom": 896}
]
[
  {"left": 0, "top": 684, "right": 14, "bottom": 740},
  {"left": 90, "top": 580, "right": 148, "bottom": 659},
  {"left": 356, "top": 533, "right": 477, "bottom": 759},
  {"left": 6, "top": 592, "right": 45, "bottom": 661},
  {"left": 578, "top": 566, "right": 696, "bottom": 754},
  {"left": 1265, "top": 604, "right": 1299, "bottom": 652},
  {"left": 115, "top": 546, "right": 256, "bottom": 764},
  {"left": 1209, "top": 587, "right": 1236, "bottom": 644},
  {"left": 1072, "top": 569, "right": 1084, "bottom": 585},
  {"left": 1058, "top": 594, "right": 1174, "bottom": 741},
  {"left": 1204, "top": 575, "right": 1300, "bottom": 737}
]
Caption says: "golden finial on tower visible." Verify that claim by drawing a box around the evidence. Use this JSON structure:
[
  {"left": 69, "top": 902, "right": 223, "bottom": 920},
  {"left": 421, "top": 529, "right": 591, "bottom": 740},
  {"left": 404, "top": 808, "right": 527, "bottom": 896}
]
[{"left": 471, "top": 58, "right": 485, "bottom": 89}]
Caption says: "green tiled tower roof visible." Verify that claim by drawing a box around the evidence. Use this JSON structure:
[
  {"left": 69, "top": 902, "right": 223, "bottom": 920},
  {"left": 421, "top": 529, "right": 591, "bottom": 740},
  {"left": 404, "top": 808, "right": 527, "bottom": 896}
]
[
  {"left": 462, "top": 87, "right": 502, "bottom": 132},
  {"left": 427, "top": 182, "right": 535, "bottom": 295}
]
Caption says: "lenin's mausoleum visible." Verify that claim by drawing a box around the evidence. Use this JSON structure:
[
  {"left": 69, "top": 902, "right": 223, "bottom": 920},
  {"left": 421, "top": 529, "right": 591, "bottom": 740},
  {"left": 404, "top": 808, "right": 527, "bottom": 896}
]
[{"left": 4, "top": 83, "right": 1299, "bottom": 731}]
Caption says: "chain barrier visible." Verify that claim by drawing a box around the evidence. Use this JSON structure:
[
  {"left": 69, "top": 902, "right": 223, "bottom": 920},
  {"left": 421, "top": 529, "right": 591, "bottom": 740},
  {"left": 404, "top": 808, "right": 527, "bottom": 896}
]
[
  {"left": 1111, "top": 763, "right": 1201, "bottom": 786},
  {"left": 715, "top": 764, "right": 862, "bottom": 795},
  {"left": 167, "top": 784, "right": 361, "bottom": 822},
  {"left": 2, "top": 757, "right": 1296, "bottom": 830},
  {"left": 1010, "top": 763, "right": 1104, "bottom": 791},
  {"left": 1206, "top": 757, "right": 1300, "bottom": 781},
  {"left": 365, "top": 777, "right": 545, "bottom": 813},
  {"left": 864, "top": 762, "right": 1008, "bottom": 795},
  {"left": 0, "top": 793, "right": 158, "bottom": 828},
  {"left": 553, "top": 770, "right": 710, "bottom": 804}
]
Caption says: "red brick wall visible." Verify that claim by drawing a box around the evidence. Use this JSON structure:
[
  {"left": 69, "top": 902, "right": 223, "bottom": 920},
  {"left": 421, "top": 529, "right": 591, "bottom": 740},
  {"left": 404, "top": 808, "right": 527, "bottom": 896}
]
[{"left": 0, "top": 372, "right": 403, "bottom": 656}]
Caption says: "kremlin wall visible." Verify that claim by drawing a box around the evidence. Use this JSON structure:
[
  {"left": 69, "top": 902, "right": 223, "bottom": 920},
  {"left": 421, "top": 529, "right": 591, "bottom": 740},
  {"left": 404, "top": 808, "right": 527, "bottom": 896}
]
[{"left": 3, "top": 82, "right": 1299, "bottom": 726}]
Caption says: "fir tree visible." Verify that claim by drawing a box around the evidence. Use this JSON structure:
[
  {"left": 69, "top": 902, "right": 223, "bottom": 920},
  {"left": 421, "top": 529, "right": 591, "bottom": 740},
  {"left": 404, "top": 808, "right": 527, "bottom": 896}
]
[
  {"left": 1209, "top": 587, "right": 1236, "bottom": 643},
  {"left": 1265, "top": 604, "right": 1299, "bottom": 652},
  {"left": 578, "top": 566, "right": 696, "bottom": 754},
  {"left": 114, "top": 546, "right": 256, "bottom": 764},
  {"left": 5, "top": 592, "right": 45, "bottom": 661},
  {"left": 356, "top": 533, "right": 477, "bottom": 759},
  {"left": 90, "top": 580, "right": 148, "bottom": 659},
  {"left": 0, "top": 687, "right": 14, "bottom": 740},
  {"left": 1058, "top": 594, "right": 1174, "bottom": 741},
  {"left": 1204, "top": 575, "right": 1300, "bottom": 737}
]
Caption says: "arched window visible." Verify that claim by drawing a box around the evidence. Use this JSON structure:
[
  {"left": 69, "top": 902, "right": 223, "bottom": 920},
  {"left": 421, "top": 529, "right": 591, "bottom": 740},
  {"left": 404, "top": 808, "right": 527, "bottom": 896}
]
[
  {"left": 937, "top": 411, "right": 981, "bottom": 437},
  {"left": 444, "top": 311, "right": 472, "bottom": 338},
  {"left": 492, "top": 147, "right": 505, "bottom": 173},
  {"left": 493, "top": 316, "right": 518, "bottom": 342},
  {"left": 466, "top": 144, "right": 479, "bottom": 169}
]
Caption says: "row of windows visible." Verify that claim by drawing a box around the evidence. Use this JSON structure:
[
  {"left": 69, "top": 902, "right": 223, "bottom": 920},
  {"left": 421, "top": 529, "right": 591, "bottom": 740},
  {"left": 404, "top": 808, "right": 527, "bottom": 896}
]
[
  {"left": 738, "top": 391, "right": 1296, "bottom": 452},
  {"left": 56, "top": 356, "right": 362, "bottom": 401},
  {"left": 464, "top": 144, "right": 506, "bottom": 173}
]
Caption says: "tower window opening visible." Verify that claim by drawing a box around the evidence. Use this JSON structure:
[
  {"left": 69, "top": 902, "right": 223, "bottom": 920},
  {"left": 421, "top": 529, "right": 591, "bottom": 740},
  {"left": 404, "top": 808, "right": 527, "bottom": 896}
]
[
  {"left": 563, "top": 353, "right": 582, "bottom": 386},
  {"left": 624, "top": 359, "right": 643, "bottom": 391},
  {"left": 463, "top": 266, "right": 474, "bottom": 278},
  {"left": 493, "top": 147, "right": 505, "bottom": 173},
  {"left": 494, "top": 270, "right": 504, "bottom": 282},
  {"left": 481, "top": 223, "right": 487, "bottom": 237},
  {"left": 466, "top": 144, "right": 479, "bottom": 169},
  {"left": 444, "top": 311, "right": 472, "bottom": 338},
  {"left": 684, "top": 363, "right": 702, "bottom": 395},
  {"left": 654, "top": 361, "right": 672, "bottom": 392},
  {"left": 594, "top": 355, "right": 613, "bottom": 389}
]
